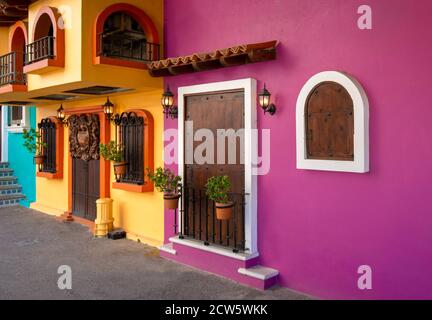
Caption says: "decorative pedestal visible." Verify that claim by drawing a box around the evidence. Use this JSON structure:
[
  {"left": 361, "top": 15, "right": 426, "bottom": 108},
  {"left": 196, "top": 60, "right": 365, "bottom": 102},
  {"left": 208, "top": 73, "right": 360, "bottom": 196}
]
[{"left": 94, "top": 198, "right": 114, "bottom": 238}]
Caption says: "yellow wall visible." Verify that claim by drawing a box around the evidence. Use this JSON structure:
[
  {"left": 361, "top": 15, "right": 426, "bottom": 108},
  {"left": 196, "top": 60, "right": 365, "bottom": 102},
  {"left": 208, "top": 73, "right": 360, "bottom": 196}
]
[
  {"left": 27, "top": 0, "right": 83, "bottom": 91},
  {"left": 32, "top": 89, "right": 165, "bottom": 247},
  {"left": 0, "top": 27, "right": 10, "bottom": 56},
  {"left": 32, "top": 105, "right": 69, "bottom": 216}
]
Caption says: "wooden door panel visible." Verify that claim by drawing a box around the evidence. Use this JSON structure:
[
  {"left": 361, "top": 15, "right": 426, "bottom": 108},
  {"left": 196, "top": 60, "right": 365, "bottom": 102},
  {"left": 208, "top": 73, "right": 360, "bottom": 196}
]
[
  {"left": 70, "top": 113, "right": 101, "bottom": 221},
  {"left": 86, "top": 159, "right": 100, "bottom": 221},
  {"left": 184, "top": 91, "right": 245, "bottom": 249},
  {"left": 306, "top": 82, "right": 354, "bottom": 160}
]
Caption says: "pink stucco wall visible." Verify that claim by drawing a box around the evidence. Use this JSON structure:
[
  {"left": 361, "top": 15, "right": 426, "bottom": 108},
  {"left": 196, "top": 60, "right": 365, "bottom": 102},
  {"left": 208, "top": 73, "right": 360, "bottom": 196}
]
[{"left": 163, "top": 0, "right": 432, "bottom": 299}]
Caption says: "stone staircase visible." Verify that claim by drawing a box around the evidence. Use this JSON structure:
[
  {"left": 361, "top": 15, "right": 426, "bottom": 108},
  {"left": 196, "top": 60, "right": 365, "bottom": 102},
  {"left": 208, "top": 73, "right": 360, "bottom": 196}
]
[{"left": 0, "top": 162, "right": 25, "bottom": 208}]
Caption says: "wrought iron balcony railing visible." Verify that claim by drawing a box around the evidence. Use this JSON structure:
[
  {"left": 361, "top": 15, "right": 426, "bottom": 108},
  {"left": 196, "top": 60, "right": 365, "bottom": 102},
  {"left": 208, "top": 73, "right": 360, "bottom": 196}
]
[
  {"left": 25, "top": 36, "right": 55, "bottom": 65},
  {"left": 98, "top": 32, "right": 160, "bottom": 62},
  {"left": 0, "top": 52, "right": 26, "bottom": 86},
  {"left": 177, "top": 186, "right": 247, "bottom": 253}
]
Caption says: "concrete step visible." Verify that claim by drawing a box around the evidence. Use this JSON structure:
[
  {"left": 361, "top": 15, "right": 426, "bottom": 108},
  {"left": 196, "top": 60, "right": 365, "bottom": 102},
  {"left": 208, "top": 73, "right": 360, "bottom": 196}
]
[
  {"left": 0, "top": 162, "right": 10, "bottom": 169},
  {"left": 0, "top": 184, "right": 22, "bottom": 196},
  {"left": 238, "top": 265, "right": 279, "bottom": 290},
  {"left": 0, "top": 176, "right": 18, "bottom": 186},
  {"left": 0, "top": 168, "right": 14, "bottom": 178},
  {"left": 159, "top": 243, "right": 177, "bottom": 255},
  {"left": 0, "top": 193, "right": 26, "bottom": 208}
]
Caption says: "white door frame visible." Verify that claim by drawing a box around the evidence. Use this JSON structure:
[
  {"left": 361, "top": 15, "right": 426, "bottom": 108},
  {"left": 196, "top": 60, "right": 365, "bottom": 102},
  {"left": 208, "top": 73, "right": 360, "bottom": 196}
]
[
  {"left": 1, "top": 106, "right": 8, "bottom": 162},
  {"left": 177, "top": 78, "right": 258, "bottom": 255}
]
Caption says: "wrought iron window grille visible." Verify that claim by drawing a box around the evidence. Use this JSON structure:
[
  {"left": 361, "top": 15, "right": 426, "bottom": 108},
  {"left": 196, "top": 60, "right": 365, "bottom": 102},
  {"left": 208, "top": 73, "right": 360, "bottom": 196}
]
[
  {"left": 113, "top": 112, "right": 145, "bottom": 185},
  {"left": 38, "top": 118, "right": 57, "bottom": 173}
]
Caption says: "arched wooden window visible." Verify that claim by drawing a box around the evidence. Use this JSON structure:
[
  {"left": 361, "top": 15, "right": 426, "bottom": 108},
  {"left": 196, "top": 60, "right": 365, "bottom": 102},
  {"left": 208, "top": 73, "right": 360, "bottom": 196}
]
[
  {"left": 296, "top": 71, "right": 369, "bottom": 173},
  {"left": 305, "top": 82, "right": 354, "bottom": 161}
]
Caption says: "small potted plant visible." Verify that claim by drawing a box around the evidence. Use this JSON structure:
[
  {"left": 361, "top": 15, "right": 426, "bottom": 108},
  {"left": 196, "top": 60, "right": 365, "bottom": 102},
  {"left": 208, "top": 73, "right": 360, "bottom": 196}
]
[
  {"left": 22, "top": 128, "right": 46, "bottom": 165},
  {"left": 99, "top": 141, "right": 127, "bottom": 178},
  {"left": 206, "top": 175, "right": 234, "bottom": 220},
  {"left": 147, "top": 167, "right": 182, "bottom": 210}
]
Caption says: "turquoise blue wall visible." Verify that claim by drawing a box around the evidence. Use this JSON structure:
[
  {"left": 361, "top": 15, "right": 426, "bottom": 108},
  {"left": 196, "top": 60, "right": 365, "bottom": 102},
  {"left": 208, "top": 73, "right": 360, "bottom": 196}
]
[{"left": 8, "top": 107, "right": 36, "bottom": 207}]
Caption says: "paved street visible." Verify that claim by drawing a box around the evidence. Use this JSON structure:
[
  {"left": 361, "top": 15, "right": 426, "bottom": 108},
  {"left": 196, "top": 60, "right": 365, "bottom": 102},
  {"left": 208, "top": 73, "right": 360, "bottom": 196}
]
[{"left": 0, "top": 207, "right": 310, "bottom": 300}]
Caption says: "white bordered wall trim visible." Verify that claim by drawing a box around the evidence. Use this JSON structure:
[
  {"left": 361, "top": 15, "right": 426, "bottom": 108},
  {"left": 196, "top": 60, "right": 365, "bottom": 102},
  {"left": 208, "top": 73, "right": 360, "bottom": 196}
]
[
  {"left": 296, "top": 71, "right": 370, "bottom": 173},
  {"left": 1, "top": 106, "right": 9, "bottom": 162},
  {"left": 177, "top": 78, "right": 259, "bottom": 256}
]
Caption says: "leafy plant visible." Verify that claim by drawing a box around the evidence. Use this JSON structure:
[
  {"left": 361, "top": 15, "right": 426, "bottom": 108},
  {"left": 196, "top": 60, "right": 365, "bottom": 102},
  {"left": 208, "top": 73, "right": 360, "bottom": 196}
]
[
  {"left": 99, "top": 141, "right": 124, "bottom": 163},
  {"left": 147, "top": 167, "right": 181, "bottom": 194},
  {"left": 205, "top": 175, "right": 231, "bottom": 204},
  {"left": 22, "top": 128, "right": 46, "bottom": 156}
]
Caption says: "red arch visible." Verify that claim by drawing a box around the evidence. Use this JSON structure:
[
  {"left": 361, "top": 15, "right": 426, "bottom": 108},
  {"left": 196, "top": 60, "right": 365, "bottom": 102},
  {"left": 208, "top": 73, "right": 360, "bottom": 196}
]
[
  {"left": 9, "top": 21, "right": 28, "bottom": 52},
  {"left": 93, "top": 3, "right": 160, "bottom": 69},
  {"left": 24, "top": 6, "right": 65, "bottom": 72}
]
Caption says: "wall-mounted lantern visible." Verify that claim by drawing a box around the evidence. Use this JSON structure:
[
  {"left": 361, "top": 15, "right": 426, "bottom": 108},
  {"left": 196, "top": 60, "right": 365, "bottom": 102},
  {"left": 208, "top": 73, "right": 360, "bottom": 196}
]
[
  {"left": 103, "top": 97, "right": 117, "bottom": 122},
  {"left": 56, "top": 104, "right": 68, "bottom": 126},
  {"left": 258, "top": 83, "right": 276, "bottom": 115},
  {"left": 161, "top": 86, "right": 178, "bottom": 119}
]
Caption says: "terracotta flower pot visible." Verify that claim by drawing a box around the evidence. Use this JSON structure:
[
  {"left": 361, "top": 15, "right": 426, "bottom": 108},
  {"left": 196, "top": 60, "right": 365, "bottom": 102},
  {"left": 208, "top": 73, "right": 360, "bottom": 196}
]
[
  {"left": 34, "top": 155, "right": 44, "bottom": 165},
  {"left": 215, "top": 202, "right": 234, "bottom": 220},
  {"left": 113, "top": 162, "right": 127, "bottom": 176},
  {"left": 164, "top": 193, "right": 180, "bottom": 210}
]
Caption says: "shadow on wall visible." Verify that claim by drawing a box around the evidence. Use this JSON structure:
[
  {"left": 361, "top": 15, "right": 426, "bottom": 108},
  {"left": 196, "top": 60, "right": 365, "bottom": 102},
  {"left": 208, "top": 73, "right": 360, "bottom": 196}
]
[{"left": 8, "top": 107, "right": 36, "bottom": 207}]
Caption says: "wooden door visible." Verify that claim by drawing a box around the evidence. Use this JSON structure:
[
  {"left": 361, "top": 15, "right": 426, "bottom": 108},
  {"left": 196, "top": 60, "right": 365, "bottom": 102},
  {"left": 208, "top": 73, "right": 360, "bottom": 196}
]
[
  {"left": 184, "top": 91, "right": 245, "bottom": 250},
  {"left": 72, "top": 158, "right": 100, "bottom": 221},
  {"left": 68, "top": 113, "right": 101, "bottom": 221}
]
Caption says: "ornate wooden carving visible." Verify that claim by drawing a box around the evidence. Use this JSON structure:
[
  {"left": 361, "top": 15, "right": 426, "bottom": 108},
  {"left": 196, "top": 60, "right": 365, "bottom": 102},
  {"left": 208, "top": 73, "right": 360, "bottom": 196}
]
[{"left": 68, "top": 114, "right": 100, "bottom": 161}]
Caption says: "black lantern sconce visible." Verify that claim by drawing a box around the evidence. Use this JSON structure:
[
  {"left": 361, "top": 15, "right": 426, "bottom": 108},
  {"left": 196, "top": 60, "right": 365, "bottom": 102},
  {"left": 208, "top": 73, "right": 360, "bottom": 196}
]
[
  {"left": 161, "top": 86, "right": 178, "bottom": 119},
  {"left": 258, "top": 83, "right": 276, "bottom": 115},
  {"left": 103, "top": 97, "right": 118, "bottom": 122},
  {"left": 56, "top": 104, "right": 69, "bottom": 126}
]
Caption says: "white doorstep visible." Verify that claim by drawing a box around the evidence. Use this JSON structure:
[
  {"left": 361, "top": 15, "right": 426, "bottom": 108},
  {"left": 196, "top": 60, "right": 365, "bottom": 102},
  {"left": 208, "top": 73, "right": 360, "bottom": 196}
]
[{"left": 238, "top": 265, "right": 279, "bottom": 281}]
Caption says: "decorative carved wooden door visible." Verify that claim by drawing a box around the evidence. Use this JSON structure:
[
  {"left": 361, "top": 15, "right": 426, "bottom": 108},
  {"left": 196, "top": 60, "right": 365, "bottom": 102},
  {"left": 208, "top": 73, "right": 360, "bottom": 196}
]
[
  {"left": 68, "top": 114, "right": 101, "bottom": 221},
  {"left": 184, "top": 91, "right": 245, "bottom": 251}
]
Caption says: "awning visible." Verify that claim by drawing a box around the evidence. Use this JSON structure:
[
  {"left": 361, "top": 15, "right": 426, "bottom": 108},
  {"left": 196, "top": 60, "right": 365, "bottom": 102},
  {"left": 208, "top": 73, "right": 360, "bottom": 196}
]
[{"left": 148, "top": 40, "right": 277, "bottom": 77}]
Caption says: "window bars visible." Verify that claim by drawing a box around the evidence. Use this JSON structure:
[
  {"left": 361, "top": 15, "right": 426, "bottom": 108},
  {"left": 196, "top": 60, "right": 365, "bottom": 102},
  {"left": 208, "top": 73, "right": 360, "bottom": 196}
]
[
  {"left": 38, "top": 118, "right": 56, "bottom": 173},
  {"left": 114, "top": 112, "right": 145, "bottom": 185},
  {"left": 178, "top": 186, "right": 247, "bottom": 253}
]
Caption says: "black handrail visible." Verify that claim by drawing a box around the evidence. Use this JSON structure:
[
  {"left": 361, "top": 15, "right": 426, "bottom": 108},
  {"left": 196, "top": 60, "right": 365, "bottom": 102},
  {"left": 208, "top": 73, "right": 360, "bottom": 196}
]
[
  {"left": 0, "top": 52, "right": 26, "bottom": 86},
  {"left": 98, "top": 32, "right": 160, "bottom": 62},
  {"left": 25, "top": 36, "right": 55, "bottom": 65},
  {"left": 178, "top": 186, "right": 248, "bottom": 253}
]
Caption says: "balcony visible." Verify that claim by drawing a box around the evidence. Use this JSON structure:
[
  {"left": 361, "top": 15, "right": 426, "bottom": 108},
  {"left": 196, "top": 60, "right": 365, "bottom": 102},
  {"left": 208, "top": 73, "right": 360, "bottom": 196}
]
[
  {"left": 0, "top": 52, "right": 27, "bottom": 94},
  {"left": 98, "top": 32, "right": 160, "bottom": 64},
  {"left": 25, "top": 36, "right": 55, "bottom": 65},
  {"left": 178, "top": 187, "right": 247, "bottom": 253}
]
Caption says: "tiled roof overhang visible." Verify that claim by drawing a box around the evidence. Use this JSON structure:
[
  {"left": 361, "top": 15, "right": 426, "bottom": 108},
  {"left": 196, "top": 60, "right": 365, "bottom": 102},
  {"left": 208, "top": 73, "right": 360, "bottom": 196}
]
[{"left": 148, "top": 40, "right": 277, "bottom": 77}]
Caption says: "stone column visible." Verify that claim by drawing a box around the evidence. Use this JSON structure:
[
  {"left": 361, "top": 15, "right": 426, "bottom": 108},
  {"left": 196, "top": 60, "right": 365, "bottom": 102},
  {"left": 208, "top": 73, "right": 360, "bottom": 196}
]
[{"left": 94, "top": 198, "right": 114, "bottom": 237}]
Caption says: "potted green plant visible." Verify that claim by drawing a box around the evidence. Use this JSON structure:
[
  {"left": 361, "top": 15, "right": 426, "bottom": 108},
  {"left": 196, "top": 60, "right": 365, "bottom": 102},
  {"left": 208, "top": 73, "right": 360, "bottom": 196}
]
[
  {"left": 99, "top": 141, "right": 127, "bottom": 177},
  {"left": 147, "top": 167, "right": 182, "bottom": 210},
  {"left": 22, "top": 128, "right": 46, "bottom": 165},
  {"left": 205, "top": 175, "right": 234, "bottom": 220}
]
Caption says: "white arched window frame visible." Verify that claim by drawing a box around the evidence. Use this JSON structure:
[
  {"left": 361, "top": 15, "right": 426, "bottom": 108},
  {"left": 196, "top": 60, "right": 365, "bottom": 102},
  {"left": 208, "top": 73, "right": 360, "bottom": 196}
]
[{"left": 296, "top": 71, "right": 370, "bottom": 173}]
